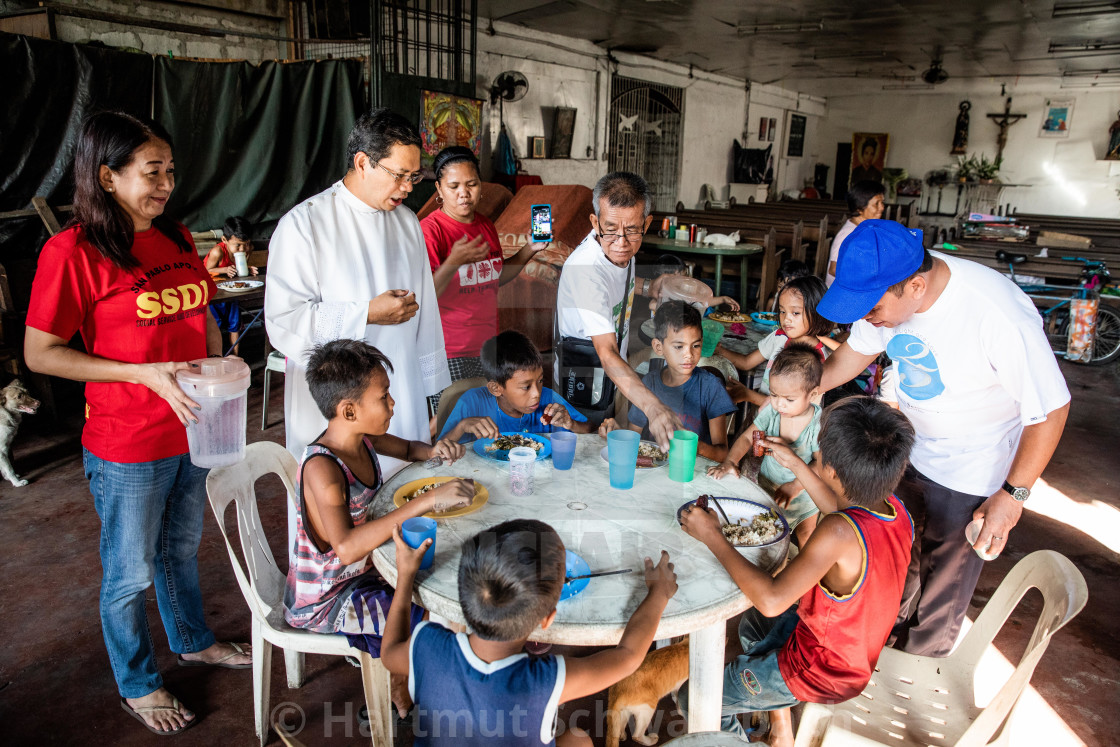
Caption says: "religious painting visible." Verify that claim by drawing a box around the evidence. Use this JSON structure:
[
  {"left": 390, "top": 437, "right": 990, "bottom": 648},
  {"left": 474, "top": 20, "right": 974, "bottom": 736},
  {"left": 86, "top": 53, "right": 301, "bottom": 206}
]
[
  {"left": 759, "top": 117, "right": 769, "bottom": 141},
  {"left": 850, "top": 132, "right": 889, "bottom": 185},
  {"left": 787, "top": 113, "right": 807, "bottom": 158},
  {"left": 1039, "top": 99, "right": 1074, "bottom": 138},
  {"left": 550, "top": 107, "right": 577, "bottom": 158},
  {"left": 419, "top": 90, "right": 484, "bottom": 169},
  {"left": 768, "top": 117, "right": 777, "bottom": 142},
  {"left": 530, "top": 136, "right": 547, "bottom": 158}
]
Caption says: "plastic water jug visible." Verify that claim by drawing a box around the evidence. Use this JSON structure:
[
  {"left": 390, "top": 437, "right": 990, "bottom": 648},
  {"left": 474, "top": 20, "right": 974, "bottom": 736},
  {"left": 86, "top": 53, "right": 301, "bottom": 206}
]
[{"left": 176, "top": 357, "right": 251, "bottom": 468}]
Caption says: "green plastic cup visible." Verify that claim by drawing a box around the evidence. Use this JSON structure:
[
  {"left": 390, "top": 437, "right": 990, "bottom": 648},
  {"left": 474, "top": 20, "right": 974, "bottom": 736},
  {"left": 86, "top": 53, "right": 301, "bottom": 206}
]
[
  {"left": 668, "top": 430, "right": 699, "bottom": 482},
  {"left": 701, "top": 319, "right": 725, "bottom": 358}
]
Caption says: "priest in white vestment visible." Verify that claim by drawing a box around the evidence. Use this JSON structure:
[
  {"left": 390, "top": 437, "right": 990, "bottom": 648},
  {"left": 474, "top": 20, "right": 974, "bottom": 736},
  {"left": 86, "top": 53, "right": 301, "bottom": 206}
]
[{"left": 266, "top": 109, "right": 451, "bottom": 482}]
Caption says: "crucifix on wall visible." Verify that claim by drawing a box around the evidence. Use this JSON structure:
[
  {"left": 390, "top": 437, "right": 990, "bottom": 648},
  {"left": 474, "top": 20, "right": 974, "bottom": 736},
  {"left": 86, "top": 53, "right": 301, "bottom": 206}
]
[{"left": 987, "top": 96, "right": 1026, "bottom": 164}]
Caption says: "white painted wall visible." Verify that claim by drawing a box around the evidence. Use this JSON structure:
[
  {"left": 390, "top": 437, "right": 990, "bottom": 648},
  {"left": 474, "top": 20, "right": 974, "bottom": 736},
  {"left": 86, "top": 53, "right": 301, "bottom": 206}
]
[
  {"left": 744, "top": 85, "right": 828, "bottom": 197},
  {"left": 818, "top": 85, "right": 1120, "bottom": 218},
  {"left": 475, "top": 21, "right": 753, "bottom": 209}
]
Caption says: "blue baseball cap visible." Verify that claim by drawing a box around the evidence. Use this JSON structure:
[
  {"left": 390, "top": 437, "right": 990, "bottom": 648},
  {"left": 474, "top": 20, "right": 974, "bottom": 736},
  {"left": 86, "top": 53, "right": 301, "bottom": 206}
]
[{"left": 818, "top": 219, "right": 925, "bottom": 324}]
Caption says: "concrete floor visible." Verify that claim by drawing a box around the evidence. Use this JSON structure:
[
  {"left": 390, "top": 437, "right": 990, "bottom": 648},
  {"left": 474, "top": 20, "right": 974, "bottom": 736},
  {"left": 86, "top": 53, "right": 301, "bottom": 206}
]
[{"left": 0, "top": 359, "right": 1116, "bottom": 746}]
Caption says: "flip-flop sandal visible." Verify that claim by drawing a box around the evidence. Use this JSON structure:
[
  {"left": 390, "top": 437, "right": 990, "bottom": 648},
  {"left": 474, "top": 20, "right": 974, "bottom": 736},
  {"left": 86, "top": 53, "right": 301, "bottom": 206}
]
[
  {"left": 177, "top": 641, "right": 252, "bottom": 669},
  {"left": 120, "top": 696, "right": 198, "bottom": 736}
]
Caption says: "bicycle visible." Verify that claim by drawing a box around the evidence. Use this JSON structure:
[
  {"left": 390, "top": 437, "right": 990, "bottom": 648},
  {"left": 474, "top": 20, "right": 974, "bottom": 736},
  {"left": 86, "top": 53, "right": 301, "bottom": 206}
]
[{"left": 996, "top": 250, "right": 1120, "bottom": 365}]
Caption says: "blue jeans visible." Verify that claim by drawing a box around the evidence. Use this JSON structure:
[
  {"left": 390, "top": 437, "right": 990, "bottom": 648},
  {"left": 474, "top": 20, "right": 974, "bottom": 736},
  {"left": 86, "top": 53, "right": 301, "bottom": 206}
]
[
  {"left": 679, "top": 606, "right": 801, "bottom": 738},
  {"left": 84, "top": 449, "right": 216, "bottom": 699}
]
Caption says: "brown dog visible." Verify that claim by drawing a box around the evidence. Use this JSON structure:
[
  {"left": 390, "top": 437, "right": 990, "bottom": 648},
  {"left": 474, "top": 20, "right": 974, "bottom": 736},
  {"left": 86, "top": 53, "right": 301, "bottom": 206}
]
[
  {"left": 1, "top": 379, "right": 39, "bottom": 487},
  {"left": 606, "top": 640, "right": 689, "bottom": 747}
]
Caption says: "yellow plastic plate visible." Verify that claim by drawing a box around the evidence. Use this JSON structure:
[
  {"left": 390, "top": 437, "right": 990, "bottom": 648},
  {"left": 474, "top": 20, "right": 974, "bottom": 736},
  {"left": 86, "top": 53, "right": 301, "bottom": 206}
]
[{"left": 392, "top": 476, "right": 489, "bottom": 518}]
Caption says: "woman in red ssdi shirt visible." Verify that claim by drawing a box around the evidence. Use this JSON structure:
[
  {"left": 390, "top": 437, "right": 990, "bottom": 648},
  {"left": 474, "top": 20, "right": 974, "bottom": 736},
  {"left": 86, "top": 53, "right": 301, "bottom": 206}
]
[
  {"left": 420, "top": 146, "right": 547, "bottom": 411},
  {"left": 24, "top": 112, "right": 250, "bottom": 736}
]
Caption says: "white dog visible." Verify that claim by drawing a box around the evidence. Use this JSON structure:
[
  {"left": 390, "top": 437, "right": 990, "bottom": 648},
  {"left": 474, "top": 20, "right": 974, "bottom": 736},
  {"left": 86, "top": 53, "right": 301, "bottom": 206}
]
[{"left": 1, "top": 379, "right": 39, "bottom": 487}]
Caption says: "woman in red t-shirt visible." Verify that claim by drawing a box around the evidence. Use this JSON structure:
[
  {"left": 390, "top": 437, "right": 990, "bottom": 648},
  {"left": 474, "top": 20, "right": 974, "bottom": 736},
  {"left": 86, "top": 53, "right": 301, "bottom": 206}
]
[
  {"left": 24, "top": 112, "right": 250, "bottom": 736},
  {"left": 420, "top": 146, "right": 546, "bottom": 409}
]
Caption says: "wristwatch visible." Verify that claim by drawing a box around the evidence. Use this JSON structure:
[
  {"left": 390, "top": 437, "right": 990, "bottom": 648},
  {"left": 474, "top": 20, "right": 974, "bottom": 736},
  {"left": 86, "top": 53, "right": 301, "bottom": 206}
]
[
  {"left": 1001, "top": 480, "right": 1030, "bottom": 502},
  {"left": 641, "top": 277, "right": 651, "bottom": 296}
]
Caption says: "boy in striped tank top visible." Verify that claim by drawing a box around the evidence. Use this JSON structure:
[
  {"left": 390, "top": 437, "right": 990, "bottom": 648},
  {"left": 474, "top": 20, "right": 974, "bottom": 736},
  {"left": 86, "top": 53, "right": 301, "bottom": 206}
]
[
  {"left": 679, "top": 397, "right": 915, "bottom": 746},
  {"left": 283, "top": 340, "right": 475, "bottom": 716}
]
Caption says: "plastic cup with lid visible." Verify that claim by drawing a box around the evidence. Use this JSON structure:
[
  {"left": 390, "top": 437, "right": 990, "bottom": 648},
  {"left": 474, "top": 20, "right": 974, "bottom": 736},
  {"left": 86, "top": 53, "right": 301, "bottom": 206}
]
[{"left": 508, "top": 446, "right": 537, "bottom": 496}]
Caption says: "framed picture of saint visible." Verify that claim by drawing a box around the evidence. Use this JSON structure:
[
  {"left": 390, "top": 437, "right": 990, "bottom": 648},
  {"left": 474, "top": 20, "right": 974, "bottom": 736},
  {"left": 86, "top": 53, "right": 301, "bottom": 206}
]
[
  {"left": 850, "top": 133, "right": 889, "bottom": 185},
  {"left": 1039, "top": 99, "right": 1074, "bottom": 138}
]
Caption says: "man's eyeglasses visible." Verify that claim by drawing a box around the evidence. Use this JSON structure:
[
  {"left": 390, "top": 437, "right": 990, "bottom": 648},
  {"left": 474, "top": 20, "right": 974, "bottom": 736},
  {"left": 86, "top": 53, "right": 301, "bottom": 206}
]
[
  {"left": 373, "top": 159, "right": 424, "bottom": 185},
  {"left": 597, "top": 229, "right": 645, "bottom": 245}
]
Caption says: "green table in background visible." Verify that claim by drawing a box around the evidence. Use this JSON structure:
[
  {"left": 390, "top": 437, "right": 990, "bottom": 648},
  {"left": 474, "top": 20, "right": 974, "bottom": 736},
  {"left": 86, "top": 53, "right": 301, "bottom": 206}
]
[{"left": 640, "top": 236, "right": 764, "bottom": 311}]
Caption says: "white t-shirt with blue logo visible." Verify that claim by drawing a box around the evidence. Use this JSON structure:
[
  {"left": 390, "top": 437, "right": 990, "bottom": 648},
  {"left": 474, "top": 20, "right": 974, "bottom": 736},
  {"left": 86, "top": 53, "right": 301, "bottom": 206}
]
[{"left": 847, "top": 252, "right": 1070, "bottom": 496}]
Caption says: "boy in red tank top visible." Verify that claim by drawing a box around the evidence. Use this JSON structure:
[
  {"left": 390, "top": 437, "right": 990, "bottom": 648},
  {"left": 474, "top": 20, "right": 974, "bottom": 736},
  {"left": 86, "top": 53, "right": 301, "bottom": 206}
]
[{"left": 679, "top": 397, "right": 915, "bottom": 746}]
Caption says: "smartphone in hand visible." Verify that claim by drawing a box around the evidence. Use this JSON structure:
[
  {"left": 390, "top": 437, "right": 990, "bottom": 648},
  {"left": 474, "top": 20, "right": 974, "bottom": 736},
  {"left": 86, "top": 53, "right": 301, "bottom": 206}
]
[{"left": 531, "top": 204, "right": 553, "bottom": 242}]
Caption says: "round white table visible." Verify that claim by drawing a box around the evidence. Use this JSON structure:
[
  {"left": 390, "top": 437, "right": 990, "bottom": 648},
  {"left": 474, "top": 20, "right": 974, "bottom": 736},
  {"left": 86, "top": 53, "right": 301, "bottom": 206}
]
[{"left": 370, "top": 434, "right": 787, "bottom": 733}]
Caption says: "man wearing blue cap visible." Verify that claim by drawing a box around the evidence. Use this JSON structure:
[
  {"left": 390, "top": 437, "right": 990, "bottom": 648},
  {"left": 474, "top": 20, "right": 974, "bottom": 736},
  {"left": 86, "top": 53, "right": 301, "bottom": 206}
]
[{"left": 818, "top": 219, "right": 1070, "bottom": 657}]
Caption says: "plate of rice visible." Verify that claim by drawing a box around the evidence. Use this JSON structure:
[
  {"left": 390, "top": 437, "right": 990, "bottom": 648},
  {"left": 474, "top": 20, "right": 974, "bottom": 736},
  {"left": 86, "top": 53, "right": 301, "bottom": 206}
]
[
  {"left": 392, "top": 476, "right": 489, "bottom": 518},
  {"left": 676, "top": 496, "right": 789, "bottom": 547},
  {"left": 472, "top": 432, "right": 552, "bottom": 461}
]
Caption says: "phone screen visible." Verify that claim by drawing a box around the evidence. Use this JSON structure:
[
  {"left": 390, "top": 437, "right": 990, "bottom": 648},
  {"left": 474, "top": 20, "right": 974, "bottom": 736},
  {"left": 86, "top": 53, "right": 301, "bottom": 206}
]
[{"left": 531, "top": 204, "right": 553, "bottom": 242}]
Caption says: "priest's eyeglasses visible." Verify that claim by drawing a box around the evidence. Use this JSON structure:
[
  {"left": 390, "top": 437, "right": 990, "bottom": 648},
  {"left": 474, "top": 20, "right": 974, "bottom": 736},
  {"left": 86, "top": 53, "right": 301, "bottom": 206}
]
[{"left": 373, "top": 160, "right": 424, "bottom": 185}]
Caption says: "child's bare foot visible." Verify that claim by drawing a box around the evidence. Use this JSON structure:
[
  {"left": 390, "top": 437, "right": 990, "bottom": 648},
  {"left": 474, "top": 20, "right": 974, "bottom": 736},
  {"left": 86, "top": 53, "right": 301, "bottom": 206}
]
[
  {"left": 122, "top": 688, "right": 196, "bottom": 734},
  {"left": 390, "top": 672, "right": 413, "bottom": 717},
  {"left": 178, "top": 641, "right": 252, "bottom": 668}
]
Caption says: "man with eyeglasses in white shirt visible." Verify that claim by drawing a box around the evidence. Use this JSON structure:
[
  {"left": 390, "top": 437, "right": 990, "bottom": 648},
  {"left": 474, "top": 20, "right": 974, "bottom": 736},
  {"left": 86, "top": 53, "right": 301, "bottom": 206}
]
[{"left": 555, "top": 171, "right": 682, "bottom": 449}]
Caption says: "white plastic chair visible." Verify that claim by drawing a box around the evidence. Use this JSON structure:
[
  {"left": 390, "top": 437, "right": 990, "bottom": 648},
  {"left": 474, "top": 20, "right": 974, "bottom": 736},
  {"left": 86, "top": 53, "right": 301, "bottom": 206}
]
[
  {"left": 260, "top": 348, "right": 286, "bottom": 430},
  {"left": 205, "top": 441, "right": 392, "bottom": 747},
  {"left": 793, "top": 550, "right": 1088, "bottom": 747}
]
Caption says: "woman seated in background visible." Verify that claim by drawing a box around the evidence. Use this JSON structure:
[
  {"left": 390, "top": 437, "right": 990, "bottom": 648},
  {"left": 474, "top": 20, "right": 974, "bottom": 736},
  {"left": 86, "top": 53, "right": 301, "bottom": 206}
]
[
  {"left": 420, "top": 146, "right": 547, "bottom": 411},
  {"left": 826, "top": 179, "right": 885, "bottom": 286}
]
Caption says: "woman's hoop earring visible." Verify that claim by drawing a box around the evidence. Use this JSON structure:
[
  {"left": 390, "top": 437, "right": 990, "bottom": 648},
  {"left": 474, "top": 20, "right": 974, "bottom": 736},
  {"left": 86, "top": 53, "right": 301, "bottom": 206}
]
[{"left": 435, "top": 194, "right": 443, "bottom": 204}]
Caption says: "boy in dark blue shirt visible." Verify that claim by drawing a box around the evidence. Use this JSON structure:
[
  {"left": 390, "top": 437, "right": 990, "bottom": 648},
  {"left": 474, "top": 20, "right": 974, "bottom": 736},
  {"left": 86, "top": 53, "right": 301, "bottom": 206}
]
[
  {"left": 602, "top": 300, "right": 737, "bottom": 461},
  {"left": 381, "top": 518, "right": 678, "bottom": 747},
  {"left": 440, "top": 330, "right": 594, "bottom": 442}
]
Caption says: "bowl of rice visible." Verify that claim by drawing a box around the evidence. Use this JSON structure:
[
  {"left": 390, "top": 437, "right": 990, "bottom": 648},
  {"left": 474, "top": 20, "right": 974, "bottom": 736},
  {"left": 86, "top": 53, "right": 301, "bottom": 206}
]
[{"left": 676, "top": 496, "right": 790, "bottom": 549}]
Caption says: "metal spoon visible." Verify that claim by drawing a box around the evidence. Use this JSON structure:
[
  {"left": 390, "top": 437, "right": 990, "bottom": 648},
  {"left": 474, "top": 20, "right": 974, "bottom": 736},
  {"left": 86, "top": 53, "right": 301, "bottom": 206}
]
[
  {"left": 565, "top": 568, "right": 634, "bottom": 583},
  {"left": 710, "top": 497, "right": 733, "bottom": 525}
]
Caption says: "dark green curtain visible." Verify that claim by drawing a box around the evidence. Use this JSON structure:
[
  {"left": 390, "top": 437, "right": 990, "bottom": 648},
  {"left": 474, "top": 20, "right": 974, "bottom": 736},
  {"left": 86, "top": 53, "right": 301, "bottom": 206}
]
[
  {"left": 154, "top": 56, "right": 364, "bottom": 233},
  {"left": 0, "top": 33, "right": 152, "bottom": 262}
]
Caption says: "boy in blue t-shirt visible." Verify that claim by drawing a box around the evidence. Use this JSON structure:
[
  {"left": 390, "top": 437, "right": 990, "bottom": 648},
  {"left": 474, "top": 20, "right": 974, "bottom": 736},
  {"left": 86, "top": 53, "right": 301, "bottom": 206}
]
[
  {"left": 440, "top": 330, "right": 594, "bottom": 442},
  {"left": 380, "top": 518, "right": 678, "bottom": 747},
  {"left": 602, "top": 300, "right": 737, "bottom": 462}
]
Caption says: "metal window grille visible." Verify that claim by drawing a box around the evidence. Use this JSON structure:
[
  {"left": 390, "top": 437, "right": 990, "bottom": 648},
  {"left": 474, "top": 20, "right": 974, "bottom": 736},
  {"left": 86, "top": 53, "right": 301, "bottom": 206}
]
[
  {"left": 375, "top": 0, "right": 476, "bottom": 84},
  {"left": 291, "top": 1, "right": 372, "bottom": 103},
  {"left": 608, "top": 76, "right": 684, "bottom": 213}
]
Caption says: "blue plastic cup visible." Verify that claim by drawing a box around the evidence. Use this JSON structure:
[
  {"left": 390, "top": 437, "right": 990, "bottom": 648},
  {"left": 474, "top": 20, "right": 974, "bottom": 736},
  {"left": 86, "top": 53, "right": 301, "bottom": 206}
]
[
  {"left": 607, "top": 430, "right": 641, "bottom": 489},
  {"left": 401, "top": 517, "right": 437, "bottom": 570},
  {"left": 551, "top": 431, "right": 578, "bottom": 470}
]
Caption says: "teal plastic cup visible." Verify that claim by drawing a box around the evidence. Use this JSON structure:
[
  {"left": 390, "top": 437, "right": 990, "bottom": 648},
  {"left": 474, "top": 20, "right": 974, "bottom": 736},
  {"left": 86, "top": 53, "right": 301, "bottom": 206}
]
[
  {"left": 701, "top": 319, "right": 725, "bottom": 357},
  {"left": 668, "top": 430, "right": 699, "bottom": 482},
  {"left": 607, "top": 430, "right": 641, "bottom": 489},
  {"left": 401, "top": 517, "right": 437, "bottom": 570}
]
